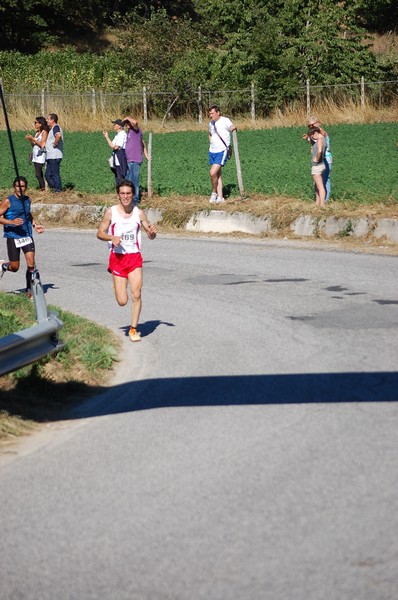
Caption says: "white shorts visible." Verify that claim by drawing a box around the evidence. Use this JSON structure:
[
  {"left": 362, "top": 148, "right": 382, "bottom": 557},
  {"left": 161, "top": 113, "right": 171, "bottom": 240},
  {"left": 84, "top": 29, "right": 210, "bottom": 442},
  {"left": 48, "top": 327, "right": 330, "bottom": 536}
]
[{"left": 311, "top": 163, "right": 326, "bottom": 176}]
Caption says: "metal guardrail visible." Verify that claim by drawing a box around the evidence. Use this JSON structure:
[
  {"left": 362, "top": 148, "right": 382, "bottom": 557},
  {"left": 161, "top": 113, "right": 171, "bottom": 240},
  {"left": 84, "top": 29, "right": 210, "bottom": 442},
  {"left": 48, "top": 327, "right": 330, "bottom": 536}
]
[{"left": 0, "top": 277, "right": 64, "bottom": 377}]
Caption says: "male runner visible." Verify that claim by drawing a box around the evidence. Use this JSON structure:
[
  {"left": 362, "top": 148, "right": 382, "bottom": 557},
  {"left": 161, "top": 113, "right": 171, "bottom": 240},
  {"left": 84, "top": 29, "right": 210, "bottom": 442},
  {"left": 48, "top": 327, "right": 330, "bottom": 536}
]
[
  {"left": 97, "top": 180, "right": 157, "bottom": 342},
  {"left": 0, "top": 176, "right": 44, "bottom": 296}
]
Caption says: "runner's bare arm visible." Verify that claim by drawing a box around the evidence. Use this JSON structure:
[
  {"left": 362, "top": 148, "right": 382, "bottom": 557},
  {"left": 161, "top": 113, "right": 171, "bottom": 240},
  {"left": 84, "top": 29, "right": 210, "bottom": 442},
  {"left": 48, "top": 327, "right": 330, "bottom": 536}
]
[
  {"left": 0, "top": 198, "right": 23, "bottom": 226},
  {"left": 31, "top": 213, "right": 44, "bottom": 234},
  {"left": 139, "top": 209, "right": 157, "bottom": 240},
  {"left": 97, "top": 207, "right": 122, "bottom": 246}
]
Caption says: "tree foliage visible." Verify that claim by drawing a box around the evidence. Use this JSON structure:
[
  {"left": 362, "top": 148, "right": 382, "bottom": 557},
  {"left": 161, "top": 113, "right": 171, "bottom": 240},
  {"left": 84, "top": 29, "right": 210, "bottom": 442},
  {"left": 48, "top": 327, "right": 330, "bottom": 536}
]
[{"left": 0, "top": 0, "right": 395, "bottom": 102}]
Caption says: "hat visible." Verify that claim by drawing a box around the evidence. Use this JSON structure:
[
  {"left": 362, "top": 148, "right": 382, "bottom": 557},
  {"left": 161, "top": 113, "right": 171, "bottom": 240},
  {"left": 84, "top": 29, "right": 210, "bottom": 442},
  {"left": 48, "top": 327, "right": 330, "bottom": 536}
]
[
  {"left": 308, "top": 115, "right": 319, "bottom": 126},
  {"left": 111, "top": 119, "right": 124, "bottom": 126}
]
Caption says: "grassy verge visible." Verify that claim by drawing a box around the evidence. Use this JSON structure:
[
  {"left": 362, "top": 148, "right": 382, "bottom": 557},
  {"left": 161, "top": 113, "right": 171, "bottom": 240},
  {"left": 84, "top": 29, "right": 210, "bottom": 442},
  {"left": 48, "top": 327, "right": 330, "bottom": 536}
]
[
  {"left": 0, "top": 122, "right": 397, "bottom": 202},
  {"left": 0, "top": 292, "right": 120, "bottom": 444}
]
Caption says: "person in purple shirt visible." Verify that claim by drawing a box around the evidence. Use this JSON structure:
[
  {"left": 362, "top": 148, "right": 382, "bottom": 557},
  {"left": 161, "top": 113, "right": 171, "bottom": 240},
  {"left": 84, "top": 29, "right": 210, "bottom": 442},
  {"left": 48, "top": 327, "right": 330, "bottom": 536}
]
[{"left": 123, "top": 116, "right": 148, "bottom": 205}]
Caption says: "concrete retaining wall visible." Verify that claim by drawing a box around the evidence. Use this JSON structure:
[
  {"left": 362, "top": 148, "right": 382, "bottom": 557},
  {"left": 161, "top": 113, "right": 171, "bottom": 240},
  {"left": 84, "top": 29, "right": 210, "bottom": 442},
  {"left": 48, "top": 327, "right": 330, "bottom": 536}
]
[{"left": 33, "top": 204, "right": 398, "bottom": 244}]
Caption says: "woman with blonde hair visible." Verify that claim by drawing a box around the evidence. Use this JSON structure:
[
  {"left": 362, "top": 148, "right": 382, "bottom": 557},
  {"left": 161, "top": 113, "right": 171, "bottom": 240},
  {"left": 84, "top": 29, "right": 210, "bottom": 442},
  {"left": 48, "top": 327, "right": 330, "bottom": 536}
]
[
  {"left": 26, "top": 116, "right": 49, "bottom": 191},
  {"left": 308, "top": 126, "right": 326, "bottom": 207}
]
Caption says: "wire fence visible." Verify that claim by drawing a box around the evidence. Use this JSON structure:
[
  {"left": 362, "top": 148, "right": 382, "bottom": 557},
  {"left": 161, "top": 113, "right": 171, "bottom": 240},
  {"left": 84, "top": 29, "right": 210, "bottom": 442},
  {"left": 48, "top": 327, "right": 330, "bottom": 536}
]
[{"left": 1, "top": 78, "right": 398, "bottom": 122}]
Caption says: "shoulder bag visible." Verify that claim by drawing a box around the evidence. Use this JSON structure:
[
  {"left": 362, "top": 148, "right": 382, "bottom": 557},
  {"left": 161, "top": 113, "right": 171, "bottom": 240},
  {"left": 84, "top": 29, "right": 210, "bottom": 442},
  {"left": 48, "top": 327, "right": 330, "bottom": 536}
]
[{"left": 213, "top": 123, "right": 232, "bottom": 159}]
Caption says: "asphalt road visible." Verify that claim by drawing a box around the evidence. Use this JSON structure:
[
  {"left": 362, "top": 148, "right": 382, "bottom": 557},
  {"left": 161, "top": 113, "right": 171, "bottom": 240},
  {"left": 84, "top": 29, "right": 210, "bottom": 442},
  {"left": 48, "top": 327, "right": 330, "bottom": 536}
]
[{"left": 0, "top": 230, "right": 397, "bottom": 600}]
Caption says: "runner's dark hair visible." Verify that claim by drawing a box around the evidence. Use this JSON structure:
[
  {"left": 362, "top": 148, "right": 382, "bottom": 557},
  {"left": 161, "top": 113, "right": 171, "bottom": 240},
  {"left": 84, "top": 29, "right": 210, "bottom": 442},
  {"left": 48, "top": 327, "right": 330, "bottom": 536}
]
[{"left": 116, "top": 180, "right": 135, "bottom": 194}]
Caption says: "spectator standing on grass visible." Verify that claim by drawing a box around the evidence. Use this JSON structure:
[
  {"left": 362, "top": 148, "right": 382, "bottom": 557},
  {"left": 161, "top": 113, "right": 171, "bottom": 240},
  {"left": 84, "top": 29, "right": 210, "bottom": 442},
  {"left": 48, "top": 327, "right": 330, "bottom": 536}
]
[
  {"left": 0, "top": 176, "right": 44, "bottom": 298},
  {"left": 123, "top": 116, "right": 148, "bottom": 205},
  {"left": 305, "top": 115, "right": 332, "bottom": 201},
  {"left": 308, "top": 126, "right": 326, "bottom": 207},
  {"left": 208, "top": 105, "right": 236, "bottom": 204},
  {"left": 103, "top": 119, "right": 128, "bottom": 186},
  {"left": 26, "top": 116, "right": 49, "bottom": 191},
  {"left": 96, "top": 180, "right": 157, "bottom": 342},
  {"left": 45, "top": 113, "right": 64, "bottom": 192}
]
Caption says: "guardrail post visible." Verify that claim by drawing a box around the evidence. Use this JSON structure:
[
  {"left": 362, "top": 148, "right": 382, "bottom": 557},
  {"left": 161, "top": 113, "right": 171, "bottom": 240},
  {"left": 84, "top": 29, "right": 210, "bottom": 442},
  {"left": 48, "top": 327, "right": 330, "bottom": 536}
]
[{"left": 31, "top": 277, "right": 48, "bottom": 323}]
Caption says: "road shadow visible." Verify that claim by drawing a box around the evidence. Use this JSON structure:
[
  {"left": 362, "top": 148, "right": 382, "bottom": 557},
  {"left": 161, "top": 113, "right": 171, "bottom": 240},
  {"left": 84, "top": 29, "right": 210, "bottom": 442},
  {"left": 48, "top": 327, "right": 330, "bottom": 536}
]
[
  {"left": 5, "top": 282, "right": 59, "bottom": 296},
  {"left": 2, "top": 371, "right": 396, "bottom": 424},
  {"left": 70, "top": 371, "right": 398, "bottom": 419},
  {"left": 119, "top": 320, "right": 175, "bottom": 338}
]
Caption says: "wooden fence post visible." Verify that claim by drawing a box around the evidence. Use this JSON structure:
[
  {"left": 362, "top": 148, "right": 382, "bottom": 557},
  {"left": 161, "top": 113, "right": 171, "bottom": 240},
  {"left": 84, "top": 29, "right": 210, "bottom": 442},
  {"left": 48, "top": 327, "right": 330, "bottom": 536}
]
[
  {"left": 91, "top": 89, "right": 96, "bottom": 115},
  {"left": 143, "top": 86, "right": 148, "bottom": 124},
  {"left": 41, "top": 89, "right": 45, "bottom": 115},
  {"left": 361, "top": 76, "right": 365, "bottom": 107},
  {"left": 232, "top": 130, "right": 244, "bottom": 198},
  {"left": 198, "top": 85, "right": 202, "bottom": 124},
  {"left": 147, "top": 131, "right": 152, "bottom": 199},
  {"left": 251, "top": 82, "right": 255, "bottom": 122}
]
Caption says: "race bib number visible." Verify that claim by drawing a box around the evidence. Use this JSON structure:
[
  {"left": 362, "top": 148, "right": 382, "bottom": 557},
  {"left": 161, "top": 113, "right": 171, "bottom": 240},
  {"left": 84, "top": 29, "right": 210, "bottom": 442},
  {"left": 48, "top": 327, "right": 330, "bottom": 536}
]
[
  {"left": 15, "top": 236, "right": 33, "bottom": 248},
  {"left": 121, "top": 232, "right": 136, "bottom": 243}
]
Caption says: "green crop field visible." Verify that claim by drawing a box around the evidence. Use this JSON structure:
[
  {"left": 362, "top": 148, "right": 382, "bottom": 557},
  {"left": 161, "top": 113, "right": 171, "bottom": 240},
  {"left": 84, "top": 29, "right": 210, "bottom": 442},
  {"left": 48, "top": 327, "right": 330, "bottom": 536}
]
[{"left": 0, "top": 123, "right": 397, "bottom": 203}]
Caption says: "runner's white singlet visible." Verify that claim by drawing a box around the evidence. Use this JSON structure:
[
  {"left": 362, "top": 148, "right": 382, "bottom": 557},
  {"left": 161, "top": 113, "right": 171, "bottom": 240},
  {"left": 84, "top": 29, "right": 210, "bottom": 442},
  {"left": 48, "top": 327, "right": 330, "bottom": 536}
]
[{"left": 108, "top": 205, "right": 141, "bottom": 254}]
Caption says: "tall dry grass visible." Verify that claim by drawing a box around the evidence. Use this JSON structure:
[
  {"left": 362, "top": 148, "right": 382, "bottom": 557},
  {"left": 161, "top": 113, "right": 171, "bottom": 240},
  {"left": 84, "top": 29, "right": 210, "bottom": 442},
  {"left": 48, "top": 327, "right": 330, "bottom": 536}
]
[
  {"left": 1, "top": 97, "right": 398, "bottom": 132},
  {"left": 368, "top": 31, "right": 398, "bottom": 56}
]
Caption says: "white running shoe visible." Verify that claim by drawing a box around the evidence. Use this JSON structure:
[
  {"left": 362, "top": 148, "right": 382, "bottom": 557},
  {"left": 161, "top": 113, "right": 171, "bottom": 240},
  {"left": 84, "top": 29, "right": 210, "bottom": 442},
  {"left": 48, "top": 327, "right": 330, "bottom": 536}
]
[
  {"left": 216, "top": 196, "right": 225, "bottom": 204},
  {"left": 129, "top": 327, "right": 141, "bottom": 342},
  {"left": 0, "top": 260, "right": 6, "bottom": 278},
  {"left": 209, "top": 192, "right": 217, "bottom": 203}
]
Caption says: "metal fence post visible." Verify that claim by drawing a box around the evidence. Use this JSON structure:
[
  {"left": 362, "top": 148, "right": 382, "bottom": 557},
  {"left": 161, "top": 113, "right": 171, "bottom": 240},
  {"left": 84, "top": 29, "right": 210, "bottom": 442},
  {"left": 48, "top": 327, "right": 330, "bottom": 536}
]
[{"left": 306, "top": 79, "right": 311, "bottom": 117}]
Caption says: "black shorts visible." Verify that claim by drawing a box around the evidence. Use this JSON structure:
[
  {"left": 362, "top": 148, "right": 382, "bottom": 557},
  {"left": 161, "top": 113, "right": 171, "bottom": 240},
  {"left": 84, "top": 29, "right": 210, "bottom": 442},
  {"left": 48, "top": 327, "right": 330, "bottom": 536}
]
[{"left": 6, "top": 237, "right": 35, "bottom": 262}]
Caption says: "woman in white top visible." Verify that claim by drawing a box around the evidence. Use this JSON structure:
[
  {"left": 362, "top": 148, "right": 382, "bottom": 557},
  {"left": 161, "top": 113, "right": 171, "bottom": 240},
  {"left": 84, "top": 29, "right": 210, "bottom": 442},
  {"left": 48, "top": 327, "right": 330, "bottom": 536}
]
[
  {"left": 103, "top": 119, "right": 128, "bottom": 186},
  {"left": 26, "top": 116, "right": 49, "bottom": 191}
]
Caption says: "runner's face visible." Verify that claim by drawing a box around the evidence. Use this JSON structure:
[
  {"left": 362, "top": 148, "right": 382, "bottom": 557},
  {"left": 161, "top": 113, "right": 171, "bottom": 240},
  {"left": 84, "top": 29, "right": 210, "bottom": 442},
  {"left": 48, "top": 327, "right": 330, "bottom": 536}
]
[
  {"left": 14, "top": 181, "right": 27, "bottom": 197},
  {"left": 118, "top": 186, "right": 133, "bottom": 208}
]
